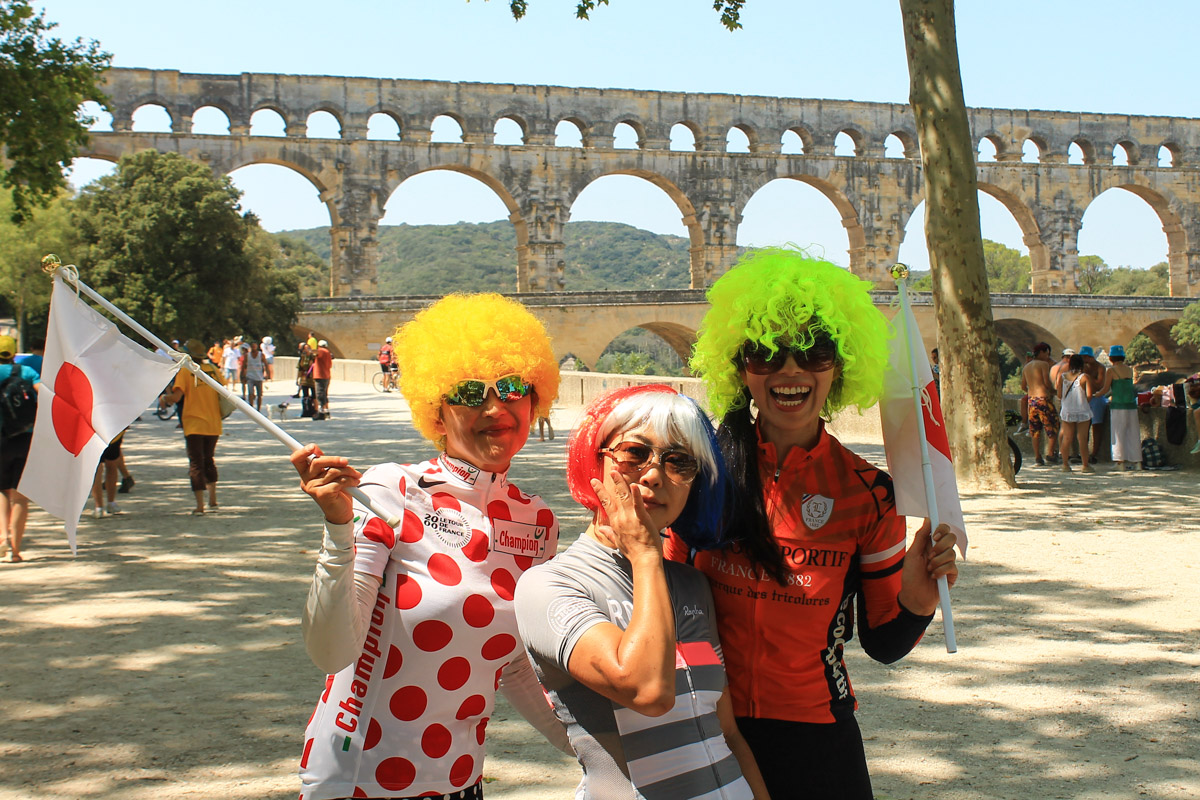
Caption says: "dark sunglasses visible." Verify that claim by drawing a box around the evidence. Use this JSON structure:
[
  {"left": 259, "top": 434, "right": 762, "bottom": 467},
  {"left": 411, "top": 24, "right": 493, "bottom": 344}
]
[
  {"left": 600, "top": 441, "right": 700, "bottom": 484},
  {"left": 738, "top": 334, "right": 840, "bottom": 375},
  {"left": 445, "top": 375, "right": 533, "bottom": 407}
]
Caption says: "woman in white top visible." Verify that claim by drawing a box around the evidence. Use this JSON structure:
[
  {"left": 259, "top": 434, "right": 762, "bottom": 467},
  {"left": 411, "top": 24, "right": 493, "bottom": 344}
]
[{"left": 1056, "top": 353, "right": 1094, "bottom": 473}]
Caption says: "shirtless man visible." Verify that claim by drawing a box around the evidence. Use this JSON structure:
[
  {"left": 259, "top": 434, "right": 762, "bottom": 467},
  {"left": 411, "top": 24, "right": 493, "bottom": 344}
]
[{"left": 1021, "top": 342, "right": 1060, "bottom": 466}]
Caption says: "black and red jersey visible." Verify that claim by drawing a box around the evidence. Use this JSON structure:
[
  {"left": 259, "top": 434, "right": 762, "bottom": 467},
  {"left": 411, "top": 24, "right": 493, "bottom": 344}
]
[{"left": 665, "top": 424, "right": 929, "bottom": 724}]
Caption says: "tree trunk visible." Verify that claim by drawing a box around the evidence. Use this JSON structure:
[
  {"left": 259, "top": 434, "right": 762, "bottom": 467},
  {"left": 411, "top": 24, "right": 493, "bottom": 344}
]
[{"left": 899, "top": 0, "right": 1015, "bottom": 489}]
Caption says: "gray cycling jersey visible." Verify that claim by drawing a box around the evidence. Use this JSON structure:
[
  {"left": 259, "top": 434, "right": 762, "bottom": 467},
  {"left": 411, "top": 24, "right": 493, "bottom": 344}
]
[{"left": 515, "top": 535, "right": 752, "bottom": 800}]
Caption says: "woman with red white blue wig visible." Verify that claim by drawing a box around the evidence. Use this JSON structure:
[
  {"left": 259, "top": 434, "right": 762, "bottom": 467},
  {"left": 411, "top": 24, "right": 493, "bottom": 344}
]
[{"left": 516, "top": 384, "right": 769, "bottom": 799}]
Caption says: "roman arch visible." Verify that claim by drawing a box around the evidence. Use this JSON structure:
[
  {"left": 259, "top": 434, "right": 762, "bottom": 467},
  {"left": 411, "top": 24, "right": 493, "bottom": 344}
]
[{"left": 84, "top": 68, "right": 1200, "bottom": 297}]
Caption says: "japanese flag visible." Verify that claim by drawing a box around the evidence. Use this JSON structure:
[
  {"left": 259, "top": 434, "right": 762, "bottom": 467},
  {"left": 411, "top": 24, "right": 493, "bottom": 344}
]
[
  {"left": 19, "top": 277, "right": 179, "bottom": 553},
  {"left": 879, "top": 297, "right": 967, "bottom": 555}
]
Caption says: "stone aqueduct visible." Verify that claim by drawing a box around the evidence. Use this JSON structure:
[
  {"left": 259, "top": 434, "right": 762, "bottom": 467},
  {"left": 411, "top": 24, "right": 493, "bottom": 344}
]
[{"left": 80, "top": 68, "right": 1200, "bottom": 367}]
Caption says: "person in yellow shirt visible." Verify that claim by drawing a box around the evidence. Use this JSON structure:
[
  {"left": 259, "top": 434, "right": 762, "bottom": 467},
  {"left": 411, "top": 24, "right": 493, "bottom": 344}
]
[{"left": 160, "top": 339, "right": 226, "bottom": 514}]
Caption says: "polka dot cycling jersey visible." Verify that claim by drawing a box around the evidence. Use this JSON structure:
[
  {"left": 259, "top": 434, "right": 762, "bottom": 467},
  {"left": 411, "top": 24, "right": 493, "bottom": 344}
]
[{"left": 299, "top": 455, "right": 559, "bottom": 800}]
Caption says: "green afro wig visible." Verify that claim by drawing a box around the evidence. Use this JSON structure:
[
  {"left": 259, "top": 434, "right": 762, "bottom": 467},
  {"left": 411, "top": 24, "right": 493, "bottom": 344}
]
[
  {"left": 690, "top": 249, "right": 891, "bottom": 421},
  {"left": 396, "top": 293, "right": 560, "bottom": 447}
]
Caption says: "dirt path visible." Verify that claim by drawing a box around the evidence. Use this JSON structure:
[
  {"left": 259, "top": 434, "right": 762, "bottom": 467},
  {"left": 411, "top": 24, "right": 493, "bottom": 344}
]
[{"left": 1, "top": 381, "right": 1196, "bottom": 799}]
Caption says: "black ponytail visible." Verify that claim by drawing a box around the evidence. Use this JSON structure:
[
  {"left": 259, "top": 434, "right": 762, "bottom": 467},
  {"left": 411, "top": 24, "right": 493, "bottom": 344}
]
[{"left": 717, "top": 389, "right": 788, "bottom": 585}]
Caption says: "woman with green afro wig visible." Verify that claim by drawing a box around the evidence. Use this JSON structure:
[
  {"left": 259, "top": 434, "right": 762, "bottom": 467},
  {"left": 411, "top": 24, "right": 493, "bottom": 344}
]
[{"left": 664, "top": 249, "right": 959, "bottom": 799}]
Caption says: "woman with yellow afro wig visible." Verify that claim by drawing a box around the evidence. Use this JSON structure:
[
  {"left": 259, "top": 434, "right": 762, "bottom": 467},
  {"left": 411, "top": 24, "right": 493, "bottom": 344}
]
[
  {"left": 289, "top": 292, "right": 571, "bottom": 800},
  {"left": 663, "top": 249, "right": 959, "bottom": 800},
  {"left": 396, "top": 292, "right": 560, "bottom": 448}
]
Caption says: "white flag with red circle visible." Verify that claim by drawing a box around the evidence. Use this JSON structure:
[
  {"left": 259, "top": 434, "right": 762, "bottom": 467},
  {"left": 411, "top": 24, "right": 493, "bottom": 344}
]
[
  {"left": 19, "top": 277, "right": 179, "bottom": 553},
  {"left": 879, "top": 296, "right": 967, "bottom": 556}
]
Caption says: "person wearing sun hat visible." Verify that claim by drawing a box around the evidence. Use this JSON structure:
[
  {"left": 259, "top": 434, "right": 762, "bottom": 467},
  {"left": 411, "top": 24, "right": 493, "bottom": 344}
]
[
  {"left": 288, "top": 293, "right": 569, "bottom": 800},
  {"left": 0, "top": 334, "right": 42, "bottom": 563},
  {"left": 1104, "top": 344, "right": 1140, "bottom": 470}
]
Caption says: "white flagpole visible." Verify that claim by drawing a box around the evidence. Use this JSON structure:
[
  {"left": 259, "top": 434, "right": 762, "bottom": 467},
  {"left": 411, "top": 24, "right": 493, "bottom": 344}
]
[
  {"left": 891, "top": 264, "right": 957, "bottom": 653},
  {"left": 43, "top": 256, "right": 401, "bottom": 528}
]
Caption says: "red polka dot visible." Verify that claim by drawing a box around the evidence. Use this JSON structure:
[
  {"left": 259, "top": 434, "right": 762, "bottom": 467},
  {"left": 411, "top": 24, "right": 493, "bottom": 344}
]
[
  {"left": 494, "top": 666, "right": 504, "bottom": 690},
  {"left": 487, "top": 500, "right": 513, "bottom": 521},
  {"left": 536, "top": 507, "right": 555, "bottom": 529},
  {"left": 491, "top": 568, "right": 516, "bottom": 601},
  {"left": 456, "top": 694, "right": 486, "bottom": 720},
  {"left": 431, "top": 492, "right": 461, "bottom": 512},
  {"left": 389, "top": 685, "right": 428, "bottom": 721},
  {"left": 397, "top": 476, "right": 407, "bottom": 495},
  {"left": 449, "top": 754, "right": 476, "bottom": 787},
  {"left": 438, "top": 657, "right": 472, "bottom": 691},
  {"left": 383, "top": 646, "right": 403, "bottom": 679},
  {"left": 376, "top": 757, "right": 417, "bottom": 792},
  {"left": 362, "top": 517, "right": 395, "bottom": 548},
  {"left": 462, "top": 529, "right": 489, "bottom": 562},
  {"left": 320, "top": 674, "right": 335, "bottom": 703},
  {"left": 482, "top": 633, "right": 517, "bottom": 660},
  {"left": 506, "top": 484, "right": 531, "bottom": 505},
  {"left": 421, "top": 723, "right": 453, "bottom": 758},
  {"left": 394, "top": 575, "right": 422, "bottom": 610},
  {"left": 428, "top": 553, "right": 462, "bottom": 586},
  {"left": 413, "top": 620, "right": 454, "bottom": 652},
  {"left": 300, "top": 737, "right": 314, "bottom": 768},
  {"left": 352, "top": 788, "right": 369, "bottom": 798},
  {"left": 476, "top": 716, "right": 489, "bottom": 745},
  {"left": 364, "top": 717, "right": 382, "bottom": 750},
  {"left": 400, "top": 508, "right": 424, "bottom": 543},
  {"left": 514, "top": 555, "right": 534, "bottom": 572},
  {"left": 462, "top": 594, "right": 495, "bottom": 628}
]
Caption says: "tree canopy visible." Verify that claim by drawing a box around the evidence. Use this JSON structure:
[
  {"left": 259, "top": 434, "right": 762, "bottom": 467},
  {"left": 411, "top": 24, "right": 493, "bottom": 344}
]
[
  {"left": 1170, "top": 300, "right": 1200, "bottom": 353},
  {"left": 506, "top": 0, "right": 747, "bottom": 29},
  {"left": 71, "top": 151, "right": 300, "bottom": 344},
  {"left": 0, "top": 1, "right": 109, "bottom": 222}
]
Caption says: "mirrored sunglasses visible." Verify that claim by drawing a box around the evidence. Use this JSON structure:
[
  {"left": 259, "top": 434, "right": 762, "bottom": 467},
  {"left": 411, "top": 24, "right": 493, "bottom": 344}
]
[
  {"left": 600, "top": 441, "right": 700, "bottom": 484},
  {"left": 445, "top": 374, "right": 533, "bottom": 407},
  {"left": 738, "top": 334, "right": 840, "bottom": 375}
]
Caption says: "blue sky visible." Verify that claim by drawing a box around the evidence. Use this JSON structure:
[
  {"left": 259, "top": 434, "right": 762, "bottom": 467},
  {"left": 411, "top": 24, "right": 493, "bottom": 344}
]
[{"left": 47, "top": 0, "right": 1197, "bottom": 273}]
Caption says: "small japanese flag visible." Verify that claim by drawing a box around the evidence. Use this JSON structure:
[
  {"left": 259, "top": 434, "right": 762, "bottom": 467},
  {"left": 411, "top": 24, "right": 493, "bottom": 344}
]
[{"left": 880, "top": 297, "right": 968, "bottom": 556}]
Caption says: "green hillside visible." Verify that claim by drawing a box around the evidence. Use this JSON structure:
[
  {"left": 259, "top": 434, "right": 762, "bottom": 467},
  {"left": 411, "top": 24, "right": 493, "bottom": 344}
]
[{"left": 278, "top": 220, "right": 694, "bottom": 295}]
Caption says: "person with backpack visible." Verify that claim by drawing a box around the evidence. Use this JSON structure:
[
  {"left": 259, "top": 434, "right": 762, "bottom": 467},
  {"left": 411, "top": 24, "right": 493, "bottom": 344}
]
[{"left": 0, "top": 334, "right": 42, "bottom": 563}]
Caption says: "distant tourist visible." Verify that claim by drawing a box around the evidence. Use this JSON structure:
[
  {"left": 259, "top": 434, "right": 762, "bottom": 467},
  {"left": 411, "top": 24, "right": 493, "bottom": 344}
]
[
  {"left": 1056, "top": 353, "right": 1095, "bottom": 474},
  {"left": 1105, "top": 346, "right": 1140, "bottom": 470},
  {"left": 1020, "top": 342, "right": 1060, "bottom": 466},
  {"left": 311, "top": 340, "right": 332, "bottom": 420}
]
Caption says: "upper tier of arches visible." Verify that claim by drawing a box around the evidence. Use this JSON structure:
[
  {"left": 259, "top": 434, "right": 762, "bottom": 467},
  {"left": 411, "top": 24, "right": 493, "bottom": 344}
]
[{"left": 96, "top": 68, "right": 1200, "bottom": 167}]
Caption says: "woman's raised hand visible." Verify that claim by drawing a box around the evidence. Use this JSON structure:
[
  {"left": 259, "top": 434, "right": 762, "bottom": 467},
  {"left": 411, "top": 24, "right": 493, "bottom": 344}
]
[
  {"left": 290, "top": 443, "right": 363, "bottom": 526},
  {"left": 590, "top": 470, "right": 663, "bottom": 562},
  {"left": 897, "top": 520, "right": 959, "bottom": 616}
]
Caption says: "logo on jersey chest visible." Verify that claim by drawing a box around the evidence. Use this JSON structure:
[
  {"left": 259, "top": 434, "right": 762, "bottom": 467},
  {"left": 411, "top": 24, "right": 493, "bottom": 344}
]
[
  {"left": 439, "top": 456, "right": 479, "bottom": 485},
  {"left": 423, "top": 508, "right": 472, "bottom": 548},
  {"left": 490, "top": 519, "right": 548, "bottom": 559},
  {"left": 801, "top": 493, "right": 834, "bottom": 530}
]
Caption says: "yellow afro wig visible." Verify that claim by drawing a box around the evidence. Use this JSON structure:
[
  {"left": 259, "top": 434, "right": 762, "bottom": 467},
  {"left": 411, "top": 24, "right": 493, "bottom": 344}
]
[
  {"left": 396, "top": 293, "right": 560, "bottom": 447},
  {"left": 690, "top": 248, "right": 891, "bottom": 421}
]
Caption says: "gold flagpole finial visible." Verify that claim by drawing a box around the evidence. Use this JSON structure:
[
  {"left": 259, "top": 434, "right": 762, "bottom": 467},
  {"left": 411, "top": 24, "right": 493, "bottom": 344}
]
[
  {"left": 41, "top": 253, "right": 62, "bottom": 274},
  {"left": 890, "top": 262, "right": 910, "bottom": 281}
]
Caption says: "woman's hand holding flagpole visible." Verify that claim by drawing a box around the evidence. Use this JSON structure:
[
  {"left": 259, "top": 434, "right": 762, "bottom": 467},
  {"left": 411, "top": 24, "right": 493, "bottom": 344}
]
[
  {"left": 884, "top": 263, "right": 960, "bottom": 653},
  {"left": 41, "top": 255, "right": 402, "bottom": 529}
]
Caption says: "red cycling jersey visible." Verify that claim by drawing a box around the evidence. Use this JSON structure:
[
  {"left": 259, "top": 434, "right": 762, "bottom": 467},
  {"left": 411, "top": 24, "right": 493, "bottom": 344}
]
[{"left": 665, "top": 424, "right": 928, "bottom": 724}]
